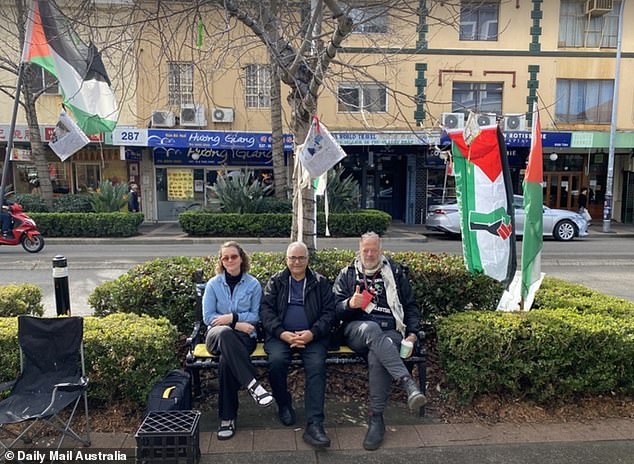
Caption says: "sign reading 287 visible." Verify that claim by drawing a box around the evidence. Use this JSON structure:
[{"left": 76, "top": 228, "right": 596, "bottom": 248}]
[{"left": 112, "top": 128, "right": 148, "bottom": 146}]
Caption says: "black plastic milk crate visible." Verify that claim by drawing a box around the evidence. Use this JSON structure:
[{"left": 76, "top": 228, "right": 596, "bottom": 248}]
[{"left": 135, "top": 410, "right": 201, "bottom": 464}]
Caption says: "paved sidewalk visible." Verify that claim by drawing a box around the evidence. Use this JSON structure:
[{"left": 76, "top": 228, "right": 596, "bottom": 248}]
[{"left": 87, "top": 417, "right": 634, "bottom": 463}]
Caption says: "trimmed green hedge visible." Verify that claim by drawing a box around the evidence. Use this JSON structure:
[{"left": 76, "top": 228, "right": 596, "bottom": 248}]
[
  {"left": 179, "top": 210, "right": 392, "bottom": 237},
  {"left": 0, "top": 284, "right": 43, "bottom": 317},
  {"left": 30, "top": 212, "right": 144, "bottom": 237},
  {"left": 0, "top": 313, "right": 178, "bottom": 405},
  {"left": 437, "top": 281, "right": 634, "bottom": 402},
  {"left": 89, "top": 251, "right": 502, "bottom": 333}
]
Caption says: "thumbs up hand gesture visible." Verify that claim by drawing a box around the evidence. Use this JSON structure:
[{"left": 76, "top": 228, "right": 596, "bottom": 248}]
[{"left": 348, "top": 285, "right": 365, "bottom": 309}]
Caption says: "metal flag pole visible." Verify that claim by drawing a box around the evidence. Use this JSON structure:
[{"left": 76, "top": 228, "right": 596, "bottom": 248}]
[
  {"left": 0, "top": 62, "right": 26, "bottom": 202},
  {"left": 603, "top": 0, "right": 625, "bottom": 233}
]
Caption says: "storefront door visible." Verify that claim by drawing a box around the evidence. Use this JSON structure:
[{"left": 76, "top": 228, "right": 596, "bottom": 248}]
[
  {"left": 622, "top": 171, "right": 634, "bottom": 224},
  {"left": 544, "top": 172, "right": 582, "bottom": 211}
]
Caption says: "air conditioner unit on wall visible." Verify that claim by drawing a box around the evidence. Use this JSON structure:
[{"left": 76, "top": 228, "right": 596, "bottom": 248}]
[
  {"left": 585, "top": 0, "right": 613, "bottom": 15},
  {"left": 441, "top": 112, "right": 464, "bottom": 129},
  {"left": 476, "top": 113, "right": 496, "bottom": 127},
  {"left": 503, "top": 114, "right": 527, "bottom": 131},
  {"left": 180, "top": 104, "right": 207, "bottom": 127},
  {"left": 212, "top": 107, "right": 235, "bottom": 123},
  {"left": 151, "top": 110, "right": 175, "bottom": 128}
]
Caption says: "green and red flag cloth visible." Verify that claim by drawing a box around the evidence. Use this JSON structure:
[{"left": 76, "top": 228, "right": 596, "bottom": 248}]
[
  {"left": 447, "top": 122, "right": 517, "bottom": 286},
  {"left": 22, "top": 0, "right": 119, "bottom": 135},
  {"left": 521, "top": 103, "right": 545, "bottom": 309}
]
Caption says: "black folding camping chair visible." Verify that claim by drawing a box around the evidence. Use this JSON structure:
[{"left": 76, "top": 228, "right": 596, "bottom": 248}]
[{"left": 0, "top": 316, "right": 90, "bottom": 458}]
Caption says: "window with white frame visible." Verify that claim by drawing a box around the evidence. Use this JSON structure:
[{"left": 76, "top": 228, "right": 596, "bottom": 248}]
[
  {"left": 555, "top": 79, "right": 614, "bottom": 124},
  {"left": 459, "top": 1, "right": 499, "bottom": 41},
  {"left": 558, "top": 0, "right": 621, "bottom": 48},
  {"left": 349, "top": 6, "right": 388, "bottom": 33},
  {"left": 338, "top": 83, "right": 387, "bottom": 112},
  {"left": 168, "top": 62, "right": 194, "bottom": 106},
  {"left": 245, "top": 64, "right": 271, "bottom": 108},
  {"left": 451, "top": 82, "right": 503, "bottom": 114},
  {"left": 31, "top": 67, "right": 59, "bottom": 95}
]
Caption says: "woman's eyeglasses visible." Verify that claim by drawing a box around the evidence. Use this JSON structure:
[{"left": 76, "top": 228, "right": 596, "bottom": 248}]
[{"left": 221, "top": 254, "right": 240, "bottom": 262}]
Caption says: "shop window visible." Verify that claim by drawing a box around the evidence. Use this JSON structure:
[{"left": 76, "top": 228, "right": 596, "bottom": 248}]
[
  {"left": 349, "top": 6, "right": 388, "bottom": 33},
  {"left": 337, "top": 83, "right": 387, "bottom": 113},
  {"left": 167, "top": 62, "right": 194, "bottom": 106},
  {"left": 558, "top": 0, "right": 621, "bottom": 48},
  {"left": 31, "top": 67, "right": 59, "bottom": 95},
  {"left": 452, "top": 82, "right": 502, "bottom": 115},
  {"left": 245, "top": 64, "right": 271, "bottom": 108},
  {"left": 555, "top": 79, "right": 613, "bottom": 124},
  {"left": 459, "top": 1, "right": 499, "bottom": 41},
  {"left": 74, "top": 163, "right": 101, "bottom": 193}
]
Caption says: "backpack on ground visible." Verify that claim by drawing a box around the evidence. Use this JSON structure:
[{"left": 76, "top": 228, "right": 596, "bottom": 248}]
[{"left": 146, "top": 369, "right": 192, "bottom": 413}]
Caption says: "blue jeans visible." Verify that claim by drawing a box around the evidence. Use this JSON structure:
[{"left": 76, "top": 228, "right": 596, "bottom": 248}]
[
  {"left": 1, "top": 211, "right": 11, "bottom": 234},
  {"left": 264, "top": 336, "right": 328, "bottom": 425}
]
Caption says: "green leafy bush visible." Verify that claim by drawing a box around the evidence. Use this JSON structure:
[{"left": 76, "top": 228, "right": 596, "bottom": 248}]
[
  {"left": 12, "top": 194, "right": 49, "bottom": 212},
  {"left": 259, "top": 196, "right": 293, "bottom": 213},
  {"left": 317, "top": 165, "right": 360, "bottom": 213},
  {"left": 89, "top": 251, "right": 501, "bottom": 333},
  {"left": 0, "top": 314, "right": 178, "bottom": 405},
  {"left": 0, "top": 284, "right": 43, "bottom": 317},
  {"left": 53, "top": 194, "right": 95, "bottom": 213},
  {"left": 210, "top": 171, "right": 273, "bottom": 213},
  {"left": 179, "top": 210, "right": 391, "bottom": 237},
  {"left": 437, "top": 307, "right": 634, "bottom": 402},
  {"left": 89, "top": 181, "right": 128, "bottom": 213},
  {"left": 30, "top": 212, "right": 144, "bottom": 237}
]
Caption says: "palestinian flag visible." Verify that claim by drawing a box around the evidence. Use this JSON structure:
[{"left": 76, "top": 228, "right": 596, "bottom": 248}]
[
  {"left": 447, "top": 124, "right": 517, "bottom": 286},
  {"left": 22, "top": 0, "right": 118, "bottom": 135},
  {"left": 521, "top": 103, "right": 544, "bottom": 309}
]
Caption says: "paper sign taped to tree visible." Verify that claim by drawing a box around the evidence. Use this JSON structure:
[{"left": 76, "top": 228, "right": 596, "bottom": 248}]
[
  {"left": 297, "top": 118, "right": 346, "bottom": 178},
  {"left": 48, "top": 111, "right": 90, "bottom": 162}
]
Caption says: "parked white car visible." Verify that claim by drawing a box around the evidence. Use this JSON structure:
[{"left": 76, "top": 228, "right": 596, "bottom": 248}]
[{"left": 426, "top": 195, "right": 589, "bottom": 241}]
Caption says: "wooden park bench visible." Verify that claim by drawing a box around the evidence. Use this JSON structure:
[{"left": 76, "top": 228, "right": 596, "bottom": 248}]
[{"left": 185, "top": 270, "right": 427, "bottom": 416}]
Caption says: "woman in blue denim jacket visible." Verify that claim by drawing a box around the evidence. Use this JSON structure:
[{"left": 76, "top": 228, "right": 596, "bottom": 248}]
[{"left": 203, "top": 241, "right": 274, "bottom": 440}]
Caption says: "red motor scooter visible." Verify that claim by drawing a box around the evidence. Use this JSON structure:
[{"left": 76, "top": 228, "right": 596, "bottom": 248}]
[{"left": 0, "top": 202, "right": 45, "bottom": 253}]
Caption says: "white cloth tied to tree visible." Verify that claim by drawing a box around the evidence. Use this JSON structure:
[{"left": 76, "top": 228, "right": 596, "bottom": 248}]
[
  {"left": 48, "top": 111, "right": 90, "bottom": 162},
  {"left": 297, "top": 118, "right": 346, "bottom": 178}
]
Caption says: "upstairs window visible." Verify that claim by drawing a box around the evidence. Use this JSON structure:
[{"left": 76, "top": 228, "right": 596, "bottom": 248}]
[
  {"left": 32, "top": 67, "right": 59, "bottom": 95},
  {"left": 245, "top": 64, "right": 271, "bottom": 109},
  {"left": 168, "top": 62, "right": 194, "bottom": 106},
  {"left": 452, "top": 82, "right": 503, "bottom": 114},
  {"left": 338, "top": 83, "right": 387, "bottom": 112},
  {"left": 556, "top": 79, "right": 614, "bottom": 124},
  {"left": 459, "top": 1, "right": 499, "bottom": 41},
  {"left": 559, "top": 0, "right": 621, "bottom": 48},
  {"left": 350, "top": 6, "right": 388, "bottom": 33}
]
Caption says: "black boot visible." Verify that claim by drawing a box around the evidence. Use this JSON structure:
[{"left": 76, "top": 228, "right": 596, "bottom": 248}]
[
  {"left": 401, "top": 375, "right": 426, "bottom": 412},
  {"left": 302, "top": 422, "right": 331, "bottom": 448},
  {"left": 363, "top": 411, "right": 385, "bottom": 451}
]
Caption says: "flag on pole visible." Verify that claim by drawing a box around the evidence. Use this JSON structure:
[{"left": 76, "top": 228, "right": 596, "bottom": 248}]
[
  {"left": 22, "top": 1, "right": 119, "bottom": 135},
  {"left": 521, "top": 103, "right": 545, "bottom": 309},
  {"left": 447, "top": 117, "right": 517, "bottom": 286}
]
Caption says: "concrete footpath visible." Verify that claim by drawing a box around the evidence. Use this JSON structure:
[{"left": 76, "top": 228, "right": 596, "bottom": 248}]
[{"left": 89, "top": 417, "right": 634, "bottom": 464}]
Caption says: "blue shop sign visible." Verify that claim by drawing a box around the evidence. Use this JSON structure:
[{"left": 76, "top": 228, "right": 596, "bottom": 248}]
[
  {"left": 440, "top": 131, "right": 572, "bottom": 148},
  {"left": 147, "top": 129, "right": 294, "bottom": 151},
  {"left": 123, "top": 147, "right": 142, "bottom": 161},
  {"left": 153, "top": 146, "right": 275, "bottom": 166}
]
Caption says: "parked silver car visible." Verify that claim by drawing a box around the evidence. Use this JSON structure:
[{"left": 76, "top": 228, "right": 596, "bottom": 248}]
[{"left": 426, "top": 195, "right": 589, "bottom": 241}]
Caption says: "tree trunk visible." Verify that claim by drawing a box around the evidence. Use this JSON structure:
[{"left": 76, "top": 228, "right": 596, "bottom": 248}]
[
  {"left": 22, "top": 66, "right": 54, "bottom": 206},
  {"left": 265, "top": 1, "right": 288, "bottom": 199}
]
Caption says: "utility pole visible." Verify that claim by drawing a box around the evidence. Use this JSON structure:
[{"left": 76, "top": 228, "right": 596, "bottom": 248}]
[{"left": 603, "top": 0, "right": 625, "bottom": 233}]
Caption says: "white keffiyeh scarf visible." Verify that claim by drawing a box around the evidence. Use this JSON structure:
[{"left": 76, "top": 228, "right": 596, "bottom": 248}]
[{"left": 354, "top": 256, "right": 406, "bottom": 336}]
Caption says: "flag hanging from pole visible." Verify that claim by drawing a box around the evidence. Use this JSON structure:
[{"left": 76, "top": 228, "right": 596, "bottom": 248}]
[
  {"left": 521, "top": 103, "right": 545, "bottom": 309},
  {"left": 22, "top": 0, "right": 119, "bottom": 135},
  {"left": 447, "top": 117, "right": 517, "bottom": 286}
]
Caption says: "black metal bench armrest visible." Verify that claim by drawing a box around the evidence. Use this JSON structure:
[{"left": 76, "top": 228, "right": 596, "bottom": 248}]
[{"left": 186, "top": 321, "right": 204, "bottom": 348}]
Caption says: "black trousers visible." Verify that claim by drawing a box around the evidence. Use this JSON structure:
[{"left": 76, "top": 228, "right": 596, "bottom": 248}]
[{"left": 206, "top": 326, "right": 257, "bottom": 420}]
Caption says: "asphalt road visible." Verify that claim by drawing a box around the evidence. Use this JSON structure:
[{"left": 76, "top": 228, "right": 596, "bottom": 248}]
[{"left": 0, "top": 233, "right": 632, "bottom": 316}]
